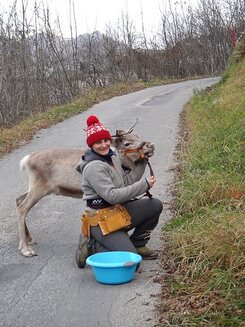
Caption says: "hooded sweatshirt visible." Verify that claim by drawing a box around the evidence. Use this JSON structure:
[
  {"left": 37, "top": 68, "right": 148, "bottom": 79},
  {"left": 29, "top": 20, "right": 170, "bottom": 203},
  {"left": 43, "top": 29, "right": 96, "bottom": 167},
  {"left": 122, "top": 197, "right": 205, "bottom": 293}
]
[{"left": 76, "top": 148, "right": 149, "bottom": 207}]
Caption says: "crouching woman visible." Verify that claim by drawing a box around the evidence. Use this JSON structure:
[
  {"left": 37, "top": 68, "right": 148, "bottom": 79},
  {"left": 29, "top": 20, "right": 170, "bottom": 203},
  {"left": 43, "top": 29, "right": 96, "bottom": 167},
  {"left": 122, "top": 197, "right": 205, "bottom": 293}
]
[{"left": 75, "top": 115, "right": 163, "bottom": 268}]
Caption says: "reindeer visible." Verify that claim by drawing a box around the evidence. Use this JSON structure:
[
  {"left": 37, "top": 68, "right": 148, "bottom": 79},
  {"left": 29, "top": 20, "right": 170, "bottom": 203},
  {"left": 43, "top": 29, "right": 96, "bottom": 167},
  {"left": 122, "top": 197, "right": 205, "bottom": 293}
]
[{"left": 16, "top": 128, "right": 155, "bottom": 257}]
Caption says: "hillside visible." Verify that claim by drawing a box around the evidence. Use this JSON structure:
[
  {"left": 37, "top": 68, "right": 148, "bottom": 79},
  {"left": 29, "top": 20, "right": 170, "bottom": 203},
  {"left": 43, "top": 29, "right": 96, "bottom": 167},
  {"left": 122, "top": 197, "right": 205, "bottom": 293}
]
[{"left": 157, "top": 38, "right": 245, "bottom": 326}]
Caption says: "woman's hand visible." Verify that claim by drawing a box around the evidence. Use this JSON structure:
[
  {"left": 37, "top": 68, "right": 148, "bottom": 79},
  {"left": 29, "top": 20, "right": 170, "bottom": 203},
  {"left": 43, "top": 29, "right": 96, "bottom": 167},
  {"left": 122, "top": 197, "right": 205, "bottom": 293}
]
[{"left": 147, "top": 176, "right": 156, "bottom": 188}]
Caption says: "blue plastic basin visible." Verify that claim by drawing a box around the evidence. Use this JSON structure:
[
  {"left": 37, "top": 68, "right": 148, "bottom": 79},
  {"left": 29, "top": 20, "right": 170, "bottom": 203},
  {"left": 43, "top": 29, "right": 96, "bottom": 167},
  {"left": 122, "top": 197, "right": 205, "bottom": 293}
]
[{"left": 86, "top": 251, "right": 142, "bottom": 285}]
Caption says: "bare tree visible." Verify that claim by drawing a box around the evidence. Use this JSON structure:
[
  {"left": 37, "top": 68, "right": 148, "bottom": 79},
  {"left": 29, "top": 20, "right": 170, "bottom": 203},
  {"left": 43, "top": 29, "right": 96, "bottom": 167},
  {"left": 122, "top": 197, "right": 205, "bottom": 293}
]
[{"left": 0, "top": 0, "right": 244, "bottom": 127}]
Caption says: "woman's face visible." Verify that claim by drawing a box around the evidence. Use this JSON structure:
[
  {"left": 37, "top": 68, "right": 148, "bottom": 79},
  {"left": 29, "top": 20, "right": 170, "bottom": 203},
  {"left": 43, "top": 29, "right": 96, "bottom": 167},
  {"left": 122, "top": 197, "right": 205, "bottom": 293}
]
[{"left": 92, "top": 138, "right": 111, "bottom": 156}]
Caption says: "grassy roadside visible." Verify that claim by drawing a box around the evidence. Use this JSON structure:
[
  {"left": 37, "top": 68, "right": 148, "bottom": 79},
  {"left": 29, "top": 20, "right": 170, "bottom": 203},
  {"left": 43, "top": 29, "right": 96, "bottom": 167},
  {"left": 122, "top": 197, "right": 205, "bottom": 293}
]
[
  {"left": 157, "top": 53, "right": 245, "bottom": 325},
  {"left": 0, "top": 78, "right": 182, "bottom": 158}
]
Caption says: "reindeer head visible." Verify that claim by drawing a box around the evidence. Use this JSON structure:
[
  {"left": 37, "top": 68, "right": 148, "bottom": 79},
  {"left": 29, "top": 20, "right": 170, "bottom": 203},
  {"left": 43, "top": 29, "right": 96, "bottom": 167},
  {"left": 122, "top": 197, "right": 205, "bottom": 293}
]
[{"left": 112, "top": 129, "right": 155, "bottom": 169}]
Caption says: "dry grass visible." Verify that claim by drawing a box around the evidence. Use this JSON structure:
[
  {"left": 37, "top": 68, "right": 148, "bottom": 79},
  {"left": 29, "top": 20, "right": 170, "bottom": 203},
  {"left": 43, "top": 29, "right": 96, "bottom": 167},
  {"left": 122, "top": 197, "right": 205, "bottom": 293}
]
[{"left": 158, "top": 210, "right": 245, "bottom": 326}]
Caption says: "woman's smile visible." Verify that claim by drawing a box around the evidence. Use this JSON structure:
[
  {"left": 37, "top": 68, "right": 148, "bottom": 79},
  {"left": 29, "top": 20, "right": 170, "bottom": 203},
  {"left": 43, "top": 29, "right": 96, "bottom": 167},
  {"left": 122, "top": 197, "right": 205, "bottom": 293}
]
[{"left": 92, "top": 138, "right": 111, "bottom": 156}]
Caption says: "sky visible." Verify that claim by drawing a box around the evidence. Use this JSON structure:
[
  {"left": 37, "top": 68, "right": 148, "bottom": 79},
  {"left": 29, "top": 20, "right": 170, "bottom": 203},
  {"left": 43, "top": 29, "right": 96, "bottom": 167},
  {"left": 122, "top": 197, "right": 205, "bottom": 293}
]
[
  {"left": 49, "top": 0, "right": 162, "bottom": 37},
  {"left": 0, "top": 0, "right": 197, "bottom": 38}
]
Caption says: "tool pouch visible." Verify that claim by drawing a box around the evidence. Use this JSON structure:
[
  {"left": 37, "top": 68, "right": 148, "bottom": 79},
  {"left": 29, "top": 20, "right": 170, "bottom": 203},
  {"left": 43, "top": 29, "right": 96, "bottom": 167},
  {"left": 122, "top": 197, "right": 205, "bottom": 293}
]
[
  {"left": 81, "top": 204, "right": 132, "bottom": 237},
  {"left": 97, "top": 204, "right": 132, "bottom": 235}
]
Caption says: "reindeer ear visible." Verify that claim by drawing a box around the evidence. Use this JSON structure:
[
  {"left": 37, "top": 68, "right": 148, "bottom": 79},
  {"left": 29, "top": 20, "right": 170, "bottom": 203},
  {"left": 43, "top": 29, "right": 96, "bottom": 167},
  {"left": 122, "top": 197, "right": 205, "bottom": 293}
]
[{"left": 116, "top": 129, "right": 126, "bottom": 136}]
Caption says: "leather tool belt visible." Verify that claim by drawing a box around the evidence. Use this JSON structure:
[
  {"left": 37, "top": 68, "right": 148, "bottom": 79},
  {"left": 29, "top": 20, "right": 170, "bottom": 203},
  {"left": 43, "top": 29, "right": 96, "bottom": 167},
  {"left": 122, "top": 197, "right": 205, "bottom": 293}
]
[{"left": 81, "top": 204, "right": 132, "bottom": 237}]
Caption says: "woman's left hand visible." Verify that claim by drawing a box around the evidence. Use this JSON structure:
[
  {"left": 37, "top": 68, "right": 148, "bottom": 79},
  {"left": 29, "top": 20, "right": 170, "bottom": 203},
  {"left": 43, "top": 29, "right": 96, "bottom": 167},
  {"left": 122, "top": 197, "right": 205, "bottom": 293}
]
[{"left": 147, "top": 176, "right": 156, "bottom": 188}]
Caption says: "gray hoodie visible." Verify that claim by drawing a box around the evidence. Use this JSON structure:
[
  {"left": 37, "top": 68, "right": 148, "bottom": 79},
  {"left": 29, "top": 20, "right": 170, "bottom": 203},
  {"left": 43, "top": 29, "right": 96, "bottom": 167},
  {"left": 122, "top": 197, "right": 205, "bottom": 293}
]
[{"left": 76, "top": 149, "right": 149, "bottom": 206}]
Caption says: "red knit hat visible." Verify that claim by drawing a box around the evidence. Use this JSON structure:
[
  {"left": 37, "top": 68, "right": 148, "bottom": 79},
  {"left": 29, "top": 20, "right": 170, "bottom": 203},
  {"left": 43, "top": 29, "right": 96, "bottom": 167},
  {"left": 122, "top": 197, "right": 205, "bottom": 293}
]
[{"left": 86, "top": 115, "right": 112, "bottom": 147}]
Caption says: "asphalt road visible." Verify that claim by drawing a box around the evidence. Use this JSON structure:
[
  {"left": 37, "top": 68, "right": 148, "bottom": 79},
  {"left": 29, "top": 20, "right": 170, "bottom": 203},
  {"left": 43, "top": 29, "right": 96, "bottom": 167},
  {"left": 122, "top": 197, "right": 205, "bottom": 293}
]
[{"left": 0, "top": 78, "right": 219, "bottom": 327}]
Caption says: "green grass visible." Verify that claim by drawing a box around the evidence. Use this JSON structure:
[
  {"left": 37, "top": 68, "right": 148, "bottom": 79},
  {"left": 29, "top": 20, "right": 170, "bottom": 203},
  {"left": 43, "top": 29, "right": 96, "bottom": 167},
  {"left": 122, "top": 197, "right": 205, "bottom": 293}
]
[{"left": 158, "top": 50, "right": 245, "bottom": 326}]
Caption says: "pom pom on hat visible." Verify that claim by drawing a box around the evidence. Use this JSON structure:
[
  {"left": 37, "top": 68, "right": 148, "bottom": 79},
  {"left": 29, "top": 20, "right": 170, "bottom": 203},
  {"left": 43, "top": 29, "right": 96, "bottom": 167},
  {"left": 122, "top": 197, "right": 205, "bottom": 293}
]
[
  {"left": 85, "top": 115, "right": 111, "bottom": 147},
  {"left": 87, "top": 115, "right": 99, "bottom": 127}
]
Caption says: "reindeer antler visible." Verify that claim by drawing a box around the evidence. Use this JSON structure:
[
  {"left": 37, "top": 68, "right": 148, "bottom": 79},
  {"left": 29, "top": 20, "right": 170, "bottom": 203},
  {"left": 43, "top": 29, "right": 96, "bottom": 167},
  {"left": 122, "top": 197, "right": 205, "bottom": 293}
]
[
  {"left": 111, "top": 118, "right": 138, "bottom": 138},
  {"left": 127, "top": 118, "right": 138, "bottom": 134}
]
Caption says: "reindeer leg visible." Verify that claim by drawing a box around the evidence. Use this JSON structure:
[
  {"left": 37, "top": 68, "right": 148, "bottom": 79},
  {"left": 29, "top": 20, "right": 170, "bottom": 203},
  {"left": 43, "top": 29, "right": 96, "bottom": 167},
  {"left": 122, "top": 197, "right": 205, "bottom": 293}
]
[
  {"left": 17, "top": 189, "right": 48, "bottom": 257},
  {"left": 17, "top": 192, "right": 34, "bottom": 253},
  {"left": 18, "top": 206, "right": 35, "bottom": 257},
  {"left": 16, "top": 193, "right": 34, "bottom": 245},
  {"left": 25, "top": 223, "right": 35, "bottom": 245}
]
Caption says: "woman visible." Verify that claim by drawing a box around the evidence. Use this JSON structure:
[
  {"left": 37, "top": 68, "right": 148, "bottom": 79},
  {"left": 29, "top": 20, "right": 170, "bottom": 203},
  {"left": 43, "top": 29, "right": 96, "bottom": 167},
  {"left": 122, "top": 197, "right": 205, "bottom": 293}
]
[{"left": 75, "top": 115, "right": 163, "bottom": 268}]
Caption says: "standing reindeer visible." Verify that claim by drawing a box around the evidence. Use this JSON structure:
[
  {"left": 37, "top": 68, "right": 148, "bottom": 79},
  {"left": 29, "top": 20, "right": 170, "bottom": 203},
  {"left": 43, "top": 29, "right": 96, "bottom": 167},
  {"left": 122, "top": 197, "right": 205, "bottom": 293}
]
[{"left": 16, "top": 129, "right": 155, "bottom": 257}]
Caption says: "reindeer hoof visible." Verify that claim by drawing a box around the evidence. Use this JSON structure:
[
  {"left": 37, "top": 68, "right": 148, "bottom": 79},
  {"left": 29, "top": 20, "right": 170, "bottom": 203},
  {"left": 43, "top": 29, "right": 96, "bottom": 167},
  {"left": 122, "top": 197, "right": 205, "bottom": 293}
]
[{"left": 20, "top": 248, "right": 37, "bottom": 257}]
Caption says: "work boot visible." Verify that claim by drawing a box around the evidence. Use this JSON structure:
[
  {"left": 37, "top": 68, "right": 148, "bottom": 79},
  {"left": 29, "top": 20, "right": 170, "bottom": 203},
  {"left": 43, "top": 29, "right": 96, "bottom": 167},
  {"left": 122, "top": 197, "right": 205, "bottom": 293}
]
[
  {"left": 75, "top": 234, "right": 89, "bottom": 268},
  {"left": 136, "top": 246, "right": 158, "bottom": 260}
]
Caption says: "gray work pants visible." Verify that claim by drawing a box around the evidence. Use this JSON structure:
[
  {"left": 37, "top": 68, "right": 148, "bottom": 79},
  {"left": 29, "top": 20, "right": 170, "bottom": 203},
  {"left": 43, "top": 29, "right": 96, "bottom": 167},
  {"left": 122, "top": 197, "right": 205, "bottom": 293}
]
[{"left": 89, "top": 198, "right": 163, "bottom": 254}]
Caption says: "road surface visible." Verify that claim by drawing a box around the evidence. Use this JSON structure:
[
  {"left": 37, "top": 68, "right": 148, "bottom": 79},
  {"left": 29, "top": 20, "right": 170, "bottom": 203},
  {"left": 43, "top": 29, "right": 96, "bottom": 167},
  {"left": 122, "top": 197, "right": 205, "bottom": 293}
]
[{"left": 0, "top": 78, "right": 219, "bottom": 327}]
